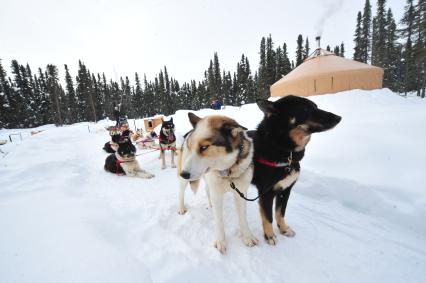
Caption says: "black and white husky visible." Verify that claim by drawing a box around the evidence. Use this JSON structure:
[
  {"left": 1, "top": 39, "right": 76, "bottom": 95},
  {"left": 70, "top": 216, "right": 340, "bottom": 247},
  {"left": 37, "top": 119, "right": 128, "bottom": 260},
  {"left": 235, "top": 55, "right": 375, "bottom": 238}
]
[
  {"left": 159, "top": 118, "right": 176, "bottom": 169},
  {"left": 104, "top": 139, "right": 155, "bottom": 178},
  {"left": 103, "top": 130, "right": 121, "bottom": 153},
  {"left": 177, "top": 113, "right": 258, "bottom": 253}
]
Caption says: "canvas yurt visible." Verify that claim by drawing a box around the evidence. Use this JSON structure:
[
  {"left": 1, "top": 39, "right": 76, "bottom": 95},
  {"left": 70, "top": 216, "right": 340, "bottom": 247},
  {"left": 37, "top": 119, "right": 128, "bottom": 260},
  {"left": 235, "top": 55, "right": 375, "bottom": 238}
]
[{"left": 270, "top": 38, "right": 384, "bottom": 97}]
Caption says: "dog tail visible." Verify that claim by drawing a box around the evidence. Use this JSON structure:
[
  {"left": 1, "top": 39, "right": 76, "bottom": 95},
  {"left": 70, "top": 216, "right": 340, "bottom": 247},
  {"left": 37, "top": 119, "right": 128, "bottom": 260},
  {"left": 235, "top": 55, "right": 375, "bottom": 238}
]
[{"left": 189, "top": 180, "right": 200, "bottom": 195}]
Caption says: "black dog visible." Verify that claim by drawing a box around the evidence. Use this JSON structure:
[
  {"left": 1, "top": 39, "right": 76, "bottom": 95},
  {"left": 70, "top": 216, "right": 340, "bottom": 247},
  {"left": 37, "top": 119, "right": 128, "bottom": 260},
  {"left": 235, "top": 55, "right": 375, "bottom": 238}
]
[
  {"left": 104, "top": 139, "right": 154, "bottom": 178},
  {"left": 159, "top": 118, "right": 176, "bottom": 169},
  {"left": 249, "top": 95, "right": 341, "bottom": 245}
]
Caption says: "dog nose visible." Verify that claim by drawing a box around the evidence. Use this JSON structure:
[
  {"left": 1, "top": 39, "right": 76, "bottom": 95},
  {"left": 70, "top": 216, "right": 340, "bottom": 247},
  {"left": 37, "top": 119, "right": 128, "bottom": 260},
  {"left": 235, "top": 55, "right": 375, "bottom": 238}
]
[
  {"left": 180, "top": 171, "right": 190, "bottom": 179},
  {"left": 334, "top": 115, "right": 342, "bottom": 124}
]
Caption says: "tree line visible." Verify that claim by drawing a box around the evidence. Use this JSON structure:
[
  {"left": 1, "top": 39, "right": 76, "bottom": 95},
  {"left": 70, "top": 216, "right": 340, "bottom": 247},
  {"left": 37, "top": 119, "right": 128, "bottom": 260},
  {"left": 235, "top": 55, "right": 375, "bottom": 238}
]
[
  {"left": 0, "top": 33, "right": 325, "bottom": 129},
  {"left": 1, "top": 0, "right": 424, "bottom": 129},
  {"left": 353, "top": 0, "right": 426, "bottom": 95}
]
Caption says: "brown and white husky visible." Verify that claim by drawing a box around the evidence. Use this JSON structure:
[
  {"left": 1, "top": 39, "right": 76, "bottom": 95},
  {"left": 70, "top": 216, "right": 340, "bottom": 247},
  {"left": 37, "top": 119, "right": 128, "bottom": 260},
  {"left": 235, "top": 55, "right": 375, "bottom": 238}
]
[{"left": 177, "top": 113, "right": 258, "bottom": 253}]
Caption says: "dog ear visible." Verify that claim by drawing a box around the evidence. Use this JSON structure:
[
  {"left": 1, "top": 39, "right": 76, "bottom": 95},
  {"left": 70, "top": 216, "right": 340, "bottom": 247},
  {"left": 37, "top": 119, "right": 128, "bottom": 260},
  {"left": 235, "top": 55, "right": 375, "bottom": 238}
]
[
  {"left": 256, "top": 99, "right": 276, "bottom": 116},
  {"left": 170, "top": 117, "right": 173, "bottom": 123},
  {"left": 237, "top": 124, "right": 247, "bottom": 130},
  {"left": 222, "top": 121, "right": 247, "bottom": 138},
  {"left": 188, "top": 112, "right": 201, "bottom": 128}
]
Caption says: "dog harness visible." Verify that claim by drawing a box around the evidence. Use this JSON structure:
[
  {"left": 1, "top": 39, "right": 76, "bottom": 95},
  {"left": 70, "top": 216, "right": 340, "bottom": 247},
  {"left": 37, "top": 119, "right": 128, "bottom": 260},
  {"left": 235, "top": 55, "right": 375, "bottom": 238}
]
[
  {"left": 229, "top": 152, "right": 294, "bottom": 201},
  {"left": 255, "top": 151, "right": 293, "bottom": 171},
  {"left": 159, "top": 133, "right": 176, "bottom": 144},
  {"left": 115, "top": 159, "right": 125, "bottom": 176},
  {"left": 114, "top": 153, "right": 135, "bottom": 176}
]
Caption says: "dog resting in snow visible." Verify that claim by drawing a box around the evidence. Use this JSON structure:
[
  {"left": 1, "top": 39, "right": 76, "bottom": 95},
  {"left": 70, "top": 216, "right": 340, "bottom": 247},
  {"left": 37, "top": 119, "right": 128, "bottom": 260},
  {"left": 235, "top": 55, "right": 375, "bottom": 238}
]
[
  {"left": 134, "top": 131, "right": 158, "bottom": 150},
  {"left": 104, "top": 139, "right": 155, "bottom": 178},
  {"left": 178, "top": 113, "right": 258, "bottom": 253},
  {"left": 103, "top": 127, "right": 121, "bottom": 153},
  {"left": 249, "top": 95, "right": 341, "bottom": 245}
]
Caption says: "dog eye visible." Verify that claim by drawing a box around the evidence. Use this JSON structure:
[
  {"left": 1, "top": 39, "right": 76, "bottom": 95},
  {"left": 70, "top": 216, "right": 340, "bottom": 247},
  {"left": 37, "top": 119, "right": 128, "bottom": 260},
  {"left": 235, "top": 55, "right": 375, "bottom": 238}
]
[{"left": 200, "top": 145, "right": 209, "bottom": 152}]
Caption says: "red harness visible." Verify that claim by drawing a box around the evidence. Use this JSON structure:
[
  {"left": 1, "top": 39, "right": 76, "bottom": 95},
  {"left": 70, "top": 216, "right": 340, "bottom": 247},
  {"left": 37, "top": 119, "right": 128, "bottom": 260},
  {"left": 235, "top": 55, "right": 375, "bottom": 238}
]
[
  {"left": 158, "top": 133, "right": 176, "bottom": 144},
  {"left": 115, "top": 159, "right": 125, "bottom": 176},
  {"left": 256, "top": 151, "right": 293, "bottom": 169}
]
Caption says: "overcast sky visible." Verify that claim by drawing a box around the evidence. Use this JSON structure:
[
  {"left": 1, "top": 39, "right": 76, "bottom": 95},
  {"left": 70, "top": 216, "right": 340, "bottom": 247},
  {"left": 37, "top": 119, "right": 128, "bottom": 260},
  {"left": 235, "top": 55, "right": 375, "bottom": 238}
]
[{"left": 0, "top": 0, "right": 404, "bottom": 85}]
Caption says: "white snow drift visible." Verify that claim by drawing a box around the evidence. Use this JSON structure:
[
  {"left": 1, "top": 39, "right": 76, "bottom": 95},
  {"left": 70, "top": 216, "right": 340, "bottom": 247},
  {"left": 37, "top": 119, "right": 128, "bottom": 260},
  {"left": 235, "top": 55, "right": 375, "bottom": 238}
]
[{"left": 0, "top": 89, "right": 425, "bottom": 283}]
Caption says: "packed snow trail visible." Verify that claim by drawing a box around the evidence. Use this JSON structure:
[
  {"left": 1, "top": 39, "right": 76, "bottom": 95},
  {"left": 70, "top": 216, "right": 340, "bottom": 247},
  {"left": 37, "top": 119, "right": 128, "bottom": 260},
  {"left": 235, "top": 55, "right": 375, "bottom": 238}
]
[{"left": 0, "top": 89, "right": 425, "bottom": 283}]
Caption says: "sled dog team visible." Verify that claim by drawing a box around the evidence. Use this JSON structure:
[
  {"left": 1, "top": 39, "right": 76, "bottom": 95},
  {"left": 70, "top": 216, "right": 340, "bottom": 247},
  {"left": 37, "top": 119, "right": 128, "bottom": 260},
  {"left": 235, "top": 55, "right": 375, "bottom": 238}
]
[{"left": 103, "top": 96, "right": 341, "bottom": 253}]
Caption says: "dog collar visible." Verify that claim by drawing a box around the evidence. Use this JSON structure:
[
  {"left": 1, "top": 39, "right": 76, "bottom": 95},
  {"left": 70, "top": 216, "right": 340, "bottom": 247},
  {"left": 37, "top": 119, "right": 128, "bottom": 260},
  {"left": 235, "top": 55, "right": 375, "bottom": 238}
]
[{"left": 256, "top": 152, "right": 293, "bottom": 168}]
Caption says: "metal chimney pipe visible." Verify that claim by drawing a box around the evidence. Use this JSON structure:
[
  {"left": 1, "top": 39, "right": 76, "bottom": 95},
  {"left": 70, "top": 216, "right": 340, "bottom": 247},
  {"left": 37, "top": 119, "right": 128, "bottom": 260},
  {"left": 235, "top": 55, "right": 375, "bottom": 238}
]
[{"left": 315, "top": 36, "right": 321, "bottom": 49}]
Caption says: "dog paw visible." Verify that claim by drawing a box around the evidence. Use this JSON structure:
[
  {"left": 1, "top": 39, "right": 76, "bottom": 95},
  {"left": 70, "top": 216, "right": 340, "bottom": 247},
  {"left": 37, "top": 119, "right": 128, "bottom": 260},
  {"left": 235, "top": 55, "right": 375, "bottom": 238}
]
[
  {"left": 278, "top": 225, "right": 296, "bottom": 237},
  {"left": 143, "top": 173, "right": 155, "bottom": 179},
  {"left": 161, "top": 165, "right": 166, "bottom": 170},
  {"left": 283, "top": 227, "right": 296, "bottom": 237},
  {"left": 177, "top": 207, "right": 187, "bottom": 215},
  {"left": 242, "top": 234, "right": 258, "bottom": 247},
  {"left": 264, "top": 233, "right": 277, "bottom": 245},
  {"left": 214, "top": 240, "right": 226, "bottom": 254}
]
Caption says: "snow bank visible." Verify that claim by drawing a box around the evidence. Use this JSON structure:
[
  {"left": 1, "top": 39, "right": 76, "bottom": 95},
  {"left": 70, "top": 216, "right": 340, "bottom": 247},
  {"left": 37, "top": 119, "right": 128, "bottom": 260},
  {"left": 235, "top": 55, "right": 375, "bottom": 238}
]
[{"left": 0, "top": 89, "right": 425, "bottom": 283}]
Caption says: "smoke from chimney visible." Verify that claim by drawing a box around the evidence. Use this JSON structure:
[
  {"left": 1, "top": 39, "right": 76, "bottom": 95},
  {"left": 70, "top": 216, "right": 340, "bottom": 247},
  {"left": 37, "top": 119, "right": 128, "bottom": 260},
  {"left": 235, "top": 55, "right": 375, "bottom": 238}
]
[{"left": 315, "top": 0, "right": 344, "bottom": 37}]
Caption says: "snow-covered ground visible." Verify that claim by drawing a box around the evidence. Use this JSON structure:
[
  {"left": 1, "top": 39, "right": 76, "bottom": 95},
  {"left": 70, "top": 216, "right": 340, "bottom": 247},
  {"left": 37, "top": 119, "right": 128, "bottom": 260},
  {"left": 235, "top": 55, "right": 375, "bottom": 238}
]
[{"left": 0, "top": 89, "right": 425, "bottom": 283}]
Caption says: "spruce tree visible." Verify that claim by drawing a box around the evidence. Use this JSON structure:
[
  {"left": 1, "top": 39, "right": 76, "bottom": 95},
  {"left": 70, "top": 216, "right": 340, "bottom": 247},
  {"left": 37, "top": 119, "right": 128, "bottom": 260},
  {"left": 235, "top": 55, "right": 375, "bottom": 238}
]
[
  {"left": 91, "top": 73, "right": 103, "bottom": 121},
  {"left": 296, "top": 34, "right": 304, "bottom": 66},
  {"left": 64, "top": 64, "right": 78, "bottom": 123},
  {"left": 282, "top": 43, "right": 292, "bottom": 75},
  {"left": 340, "top": 42, "right": 345, "bottom": 57},
  {"left": 222, "top": 71, "right": 233, "bottom": 105},
  {"left": 213, "top": 52, "right": 222, "bottom": 102},
  {"left": 383, "top": 8, "right": 402, "bottom": 91},
  {"left": 58, "top": 84, "right": 69, "bottom": 124},
  {"left": 361, "top": 0, "right": 372, "bottom": 63},
  {"left": 414, "top": 0, "right": 426, "bottom": 97},
  {"left": 234, "top": 54, "right": 253, "bottom": 105},
  {"left": 304, "top": 37, "right": 310, "bottom": 59},
  {"left": 122, "top": 76, "right": 133, "bottom": 118},
  {"left": 258, "top": 37, "right": 267, "bottom": 99},
  {"left": 143, "top": 74, "right": 154, "bottom": 116},
  {"left": 10, "top": 60, "right": 28, "bottom": 127},
  {"left": 275, "top": 46, "right": 284, "bottom": 81},
  {"left": 24, "top": 64, "right": 38, "bottom": 127},
  {"left": 0, "top": 59, "right": 12, "bottom": 128},
  {"left": 265, "top": 35, "right": 276, "bottom": 87},
  {"left": 38, "top": 68, "right": 51, "bottom": 125},
  {"left": 372, "top": 0, "right": 387, "bottom": 67},
  {"left": 32, "top": 73, "right": 44, "bottom": 126},
  {"left": 86, "top": 69, "right": 97, "bottom": 122},
  {"left": 190, "top": 80, "right": 199, "bottom": 110},
  {"left": 101, "top": 73, "right": 112, "bottom": 118},
  {"left": 157, "top": 70, "right": 166, "bottom": 114},
  {"left": 334, "top": 46, "right": 340, "bottom": 56},
  {"left": 354, "top": 11, "right": 363, "bottom": 61},
  {"left": 46, "top": 64, "right": 63, "bottom": 126},
  {"left": 400, "top": 0, "right": 417, "bottom": 93},
  {"left": 76, "top": 61, "right": 88, "bottom": 121},
  {"left": 133, "top": 72, "right": 144, "bottom": 118},
  {"left": 207, "top": 59, "right": 216, "bottom": 103}
]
